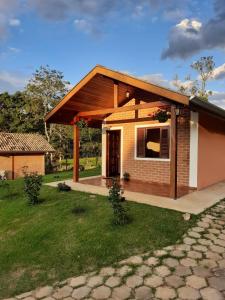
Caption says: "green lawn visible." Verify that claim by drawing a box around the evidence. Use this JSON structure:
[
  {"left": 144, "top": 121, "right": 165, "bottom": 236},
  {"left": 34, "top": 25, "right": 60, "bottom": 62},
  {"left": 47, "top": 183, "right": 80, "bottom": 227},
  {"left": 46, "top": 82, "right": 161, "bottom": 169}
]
[
  {"left": 43, "top": 165, "right": 101, "bottom": 183},
  {"left": 60, "top": 157, "right": 101, "bottom": 170},
  {"left": 0, "top": 169, "right": 197, "bottom": 298}
]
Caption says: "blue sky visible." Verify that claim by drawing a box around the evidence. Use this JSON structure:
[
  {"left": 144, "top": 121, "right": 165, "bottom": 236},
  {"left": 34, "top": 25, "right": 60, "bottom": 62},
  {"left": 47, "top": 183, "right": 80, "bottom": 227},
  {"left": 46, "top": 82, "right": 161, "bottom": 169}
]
[{"left": 0, "top": 0, "right": 225, "bottom": 108}]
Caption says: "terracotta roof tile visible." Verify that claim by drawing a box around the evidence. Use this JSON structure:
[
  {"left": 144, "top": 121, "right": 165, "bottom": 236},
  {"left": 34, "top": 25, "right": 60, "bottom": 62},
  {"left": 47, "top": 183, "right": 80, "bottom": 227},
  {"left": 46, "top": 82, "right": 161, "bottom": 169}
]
[{"left": 0, "top": 133, "right": 55, "bottom": 153}]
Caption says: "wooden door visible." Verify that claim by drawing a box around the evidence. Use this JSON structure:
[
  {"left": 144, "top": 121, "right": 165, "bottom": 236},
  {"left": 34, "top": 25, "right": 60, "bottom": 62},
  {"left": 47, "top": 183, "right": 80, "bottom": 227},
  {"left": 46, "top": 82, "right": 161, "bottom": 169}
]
[{"left": 106, "top": 130, "right": 121, "bottom": 177}]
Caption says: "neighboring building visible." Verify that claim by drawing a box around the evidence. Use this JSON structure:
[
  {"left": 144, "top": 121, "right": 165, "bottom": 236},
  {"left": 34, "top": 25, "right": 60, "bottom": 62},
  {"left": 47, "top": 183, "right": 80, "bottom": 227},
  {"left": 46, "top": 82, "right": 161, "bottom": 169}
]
[
  {"left": 45, "top": 65, "right": 225, "bottom": 199},
  {"left": 0, "top": 133, "right": 55, "bottom": 179}
]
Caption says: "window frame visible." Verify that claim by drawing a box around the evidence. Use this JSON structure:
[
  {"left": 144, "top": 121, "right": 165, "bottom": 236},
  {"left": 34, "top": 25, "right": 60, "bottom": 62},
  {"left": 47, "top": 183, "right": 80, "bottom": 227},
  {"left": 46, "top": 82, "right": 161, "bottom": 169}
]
[{"left": 134, "top": 123, "right": 171, "bottom": 161}]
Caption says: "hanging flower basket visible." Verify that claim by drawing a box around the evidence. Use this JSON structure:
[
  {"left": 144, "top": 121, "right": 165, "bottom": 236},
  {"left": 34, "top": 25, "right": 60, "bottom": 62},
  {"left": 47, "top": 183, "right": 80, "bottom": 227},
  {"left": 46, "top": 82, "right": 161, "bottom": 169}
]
[
  {"left": 75, "top": 118, "right": 88, "bottom": 128},
  {"left": 152, "top": 109, "right": 170, "bottom": 123}
]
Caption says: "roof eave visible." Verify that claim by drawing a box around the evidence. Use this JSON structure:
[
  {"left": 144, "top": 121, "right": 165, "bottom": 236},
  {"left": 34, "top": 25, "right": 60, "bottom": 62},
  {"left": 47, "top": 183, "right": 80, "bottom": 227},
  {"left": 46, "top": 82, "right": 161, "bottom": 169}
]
[{"left": 190, "top": 97, "right": 225, "bottom": 121}]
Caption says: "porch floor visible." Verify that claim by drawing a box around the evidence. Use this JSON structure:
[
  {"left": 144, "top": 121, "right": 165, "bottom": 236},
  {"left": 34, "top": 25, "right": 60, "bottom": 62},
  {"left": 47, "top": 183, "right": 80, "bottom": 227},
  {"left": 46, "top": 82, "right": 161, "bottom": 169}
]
[
  {"left": 80, "top": 176, "right": 194, "bottom": 198},
  {"left": 46, "top": 176, "right": 225, "bottom": 215}
]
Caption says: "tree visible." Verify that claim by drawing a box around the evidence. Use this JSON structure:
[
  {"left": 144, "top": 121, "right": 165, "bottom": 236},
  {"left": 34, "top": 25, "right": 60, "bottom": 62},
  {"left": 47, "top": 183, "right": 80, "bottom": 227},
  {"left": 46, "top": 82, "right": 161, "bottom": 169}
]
[
  {"left": 173, "top": 56, "right": 215, "bottom": 101},
  {"left": 0, "top": 91, "right": 40, "bottom": 133},
  {"left": 24, "top": 65, "right": 70, "bottom": 142}
]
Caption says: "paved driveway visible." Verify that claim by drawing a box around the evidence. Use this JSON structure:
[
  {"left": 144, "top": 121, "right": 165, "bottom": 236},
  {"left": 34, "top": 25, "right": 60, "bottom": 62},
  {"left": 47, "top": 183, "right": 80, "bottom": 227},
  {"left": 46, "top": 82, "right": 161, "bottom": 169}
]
[{"left": 6, "top": 200, "right": 225, "bottom": 300}]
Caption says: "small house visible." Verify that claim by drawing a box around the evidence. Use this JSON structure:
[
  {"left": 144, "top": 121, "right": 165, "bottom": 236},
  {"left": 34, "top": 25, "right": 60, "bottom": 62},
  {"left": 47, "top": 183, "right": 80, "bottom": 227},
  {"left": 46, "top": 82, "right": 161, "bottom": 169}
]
[
  {"left": 45, "top": 65, "right": 225, "bottom": 199},
  {"left": 0, "top": 133, "right": 55, "bottom": 179}
]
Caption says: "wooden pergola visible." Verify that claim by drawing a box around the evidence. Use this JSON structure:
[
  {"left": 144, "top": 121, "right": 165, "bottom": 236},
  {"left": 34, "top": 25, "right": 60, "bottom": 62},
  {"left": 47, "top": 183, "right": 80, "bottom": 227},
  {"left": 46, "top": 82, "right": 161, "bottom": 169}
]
[{"left": 45, "top": 65, "right": 189, "bottom": 199}]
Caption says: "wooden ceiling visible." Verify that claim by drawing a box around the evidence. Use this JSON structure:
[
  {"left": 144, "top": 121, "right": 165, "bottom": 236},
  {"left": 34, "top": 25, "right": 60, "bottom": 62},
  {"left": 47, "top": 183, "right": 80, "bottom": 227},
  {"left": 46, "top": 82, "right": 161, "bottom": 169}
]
[{"left": 45, "top": 65, "right": 189, "bottom": 126}]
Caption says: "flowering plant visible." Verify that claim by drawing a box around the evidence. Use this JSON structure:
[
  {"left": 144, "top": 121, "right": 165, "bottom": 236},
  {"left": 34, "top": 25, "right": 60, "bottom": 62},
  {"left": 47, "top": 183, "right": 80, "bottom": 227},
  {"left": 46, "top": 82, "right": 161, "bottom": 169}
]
[{"left": 152, "top": 109, "right": 170, "bottom": 123}]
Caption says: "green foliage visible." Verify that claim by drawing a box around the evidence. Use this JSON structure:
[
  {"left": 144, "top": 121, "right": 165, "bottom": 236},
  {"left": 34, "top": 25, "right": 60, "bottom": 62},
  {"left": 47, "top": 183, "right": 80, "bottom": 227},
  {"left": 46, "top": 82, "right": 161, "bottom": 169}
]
[
  {"left": 75, "top": 118, "right": 88, "bottom": 128},
  {"left": 0, "top": 91, "right": 41, "bottom": 133},
  {"left": 153, "top": 109, "right": 169, "bottom": 123},
  {"left": 80, "top": 127, "right": 102, "bottom": 158},
  {"left": 57, "top": 182, "right": 71, "bottom": 192},
  {"left": 108, "top": 179, "right": 130, "bottom": 225},
  {"left": 79, "top": 165, "right": 85, "bottom": 171},
  {"left": 24, "top": 172, "right": 43, "bottom": 205},
  {"left": 71, "top": 206, "right": 87, "bottom": 215},
  {"left": 123, "top": 172, "right": 130, "bottom": 181}
]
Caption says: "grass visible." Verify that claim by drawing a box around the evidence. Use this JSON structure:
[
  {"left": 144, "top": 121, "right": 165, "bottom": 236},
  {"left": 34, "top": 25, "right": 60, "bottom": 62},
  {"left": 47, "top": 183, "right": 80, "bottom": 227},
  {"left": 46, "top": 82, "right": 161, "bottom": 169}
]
[
  {"left": 0, "top": 169, "right": 197, "bottom": 298},
  {"left": 61, "top": 157, "right": 101, "bottom": 170},
  {"left": 43, "top": 165, "right": 101, "bottom": 183}
]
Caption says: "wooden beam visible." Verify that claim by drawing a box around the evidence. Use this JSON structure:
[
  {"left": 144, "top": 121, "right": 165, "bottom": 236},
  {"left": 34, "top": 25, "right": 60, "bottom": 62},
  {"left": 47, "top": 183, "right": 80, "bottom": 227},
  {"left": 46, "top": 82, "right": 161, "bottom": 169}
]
[
  {"left": 170, "top": 105, "right": 177, "bottom": 199},
  {"left": 73, "top": 123, "right": 79, "bottom": 182},
  {"left": 114, "top": 81, "right": 118, "bottom": 108},
  {"left": 77, "top": 101, "right": 168, "bottom": 117},
  {"left": 135, "top": 99, "right": 140, "bottom": 119},
  {"left": 105, "top": 117, "right": 160, "bottom": 125}
]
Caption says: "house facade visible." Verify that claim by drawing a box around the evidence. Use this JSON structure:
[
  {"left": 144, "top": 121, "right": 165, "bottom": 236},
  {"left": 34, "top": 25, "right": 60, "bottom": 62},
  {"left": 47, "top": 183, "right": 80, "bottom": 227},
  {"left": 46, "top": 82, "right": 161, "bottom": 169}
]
[
  {"left": 101, "top": 100, "right": 225, "bottom": 192},
  {"left": 0, "top": 133, "right": 55, "bottom": 179},
  {"left": 45, "top": 65, "right": 225, "bottom": 199}
]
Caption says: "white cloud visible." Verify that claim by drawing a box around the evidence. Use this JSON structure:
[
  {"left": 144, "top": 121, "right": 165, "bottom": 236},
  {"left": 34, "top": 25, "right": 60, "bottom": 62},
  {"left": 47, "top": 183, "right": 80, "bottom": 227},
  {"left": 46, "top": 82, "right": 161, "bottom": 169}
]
[
  {"left": 74, "top": 18, "right": 100, "bottom": 36},
  {"left": 176, "top": 18, "right": 202, "bottom": 31},
  {"left": 120, "top": 70, "right": 175, "bottom": 90},
  {"left": 9, "top": 18, "right": 21, "bottom": 26},
  {"left": 162, "top": 0, "right": 225, "bottom": 59},
  {"left": 139, "top": 73, "right": 170, "bottom": 87},
  {"left": 170, "top": 78, "right": 194, "bottom": 92},
  {"left": 211, "top": 63, "right": 225, "bottom": 80},
  {"left": 8, "top": 47, "right": 21, "bottom": 53},
  {"left": 0, "top": 0, "right": 20, "bottom": 40},
  {"left": 0, "top": 70, "right": 28, "bottom": 93},
  {"left": 209, "top": 91, "right": 225, "bottom": 109},
  {"left": 132, "top": 5, "right": 144, "bottom": 18}
]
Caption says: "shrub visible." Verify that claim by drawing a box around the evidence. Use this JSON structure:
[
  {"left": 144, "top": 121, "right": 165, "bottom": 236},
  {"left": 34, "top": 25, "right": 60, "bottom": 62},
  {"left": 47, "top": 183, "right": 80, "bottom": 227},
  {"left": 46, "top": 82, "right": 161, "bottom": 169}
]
[
  {"left": 72, "top": 206, "right": 86, "bottom": 215},
  {"left": 24, "top": 172, "right": 42, "bottom": 205},
  {"left": 123, "top": 172, "right": 130, "bottom": 181},
  {"left": 57, "top": 182, "right": 71, "bottom": 192},
  {"left": 79, "top": 165, "right": 85, "bottom": 171},
  {"left": 108, "top": 179, "right": 130, "bottom": 225}
]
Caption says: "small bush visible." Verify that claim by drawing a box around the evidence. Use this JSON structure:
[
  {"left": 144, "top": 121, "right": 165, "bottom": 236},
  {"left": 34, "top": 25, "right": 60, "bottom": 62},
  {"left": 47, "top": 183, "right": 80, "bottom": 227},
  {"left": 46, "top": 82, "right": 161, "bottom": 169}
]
[
  {"left": 57, "top": 182, "right": 71, "bottom": 192},
  {"left": 108, "top": 179, "right": 130, "bottom": 226},
  {"left": 123, "top": 172, "right": 130, "bottom": 181},
  {"left": 24, "top": 172, "right": 42, "bottom": 205},
  {"left": 79, "top": 165, "right": 85, "bottom": 172},
  {"left": 72, "top": 206, "right": 87, "bottom": 215}
]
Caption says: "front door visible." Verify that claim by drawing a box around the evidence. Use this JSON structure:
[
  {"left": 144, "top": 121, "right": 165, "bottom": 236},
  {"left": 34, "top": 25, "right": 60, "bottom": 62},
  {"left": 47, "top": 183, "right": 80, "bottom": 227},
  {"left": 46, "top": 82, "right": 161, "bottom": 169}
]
[{"left": 106, "top": 130, "right": 121, "bottom": 177}]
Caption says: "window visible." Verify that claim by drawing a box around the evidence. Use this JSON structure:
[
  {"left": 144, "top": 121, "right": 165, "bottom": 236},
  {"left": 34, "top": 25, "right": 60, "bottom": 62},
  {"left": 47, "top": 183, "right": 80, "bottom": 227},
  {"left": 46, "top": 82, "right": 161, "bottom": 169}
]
[{"left": 136, "top": 126, "right": 170, "bottom": 159}]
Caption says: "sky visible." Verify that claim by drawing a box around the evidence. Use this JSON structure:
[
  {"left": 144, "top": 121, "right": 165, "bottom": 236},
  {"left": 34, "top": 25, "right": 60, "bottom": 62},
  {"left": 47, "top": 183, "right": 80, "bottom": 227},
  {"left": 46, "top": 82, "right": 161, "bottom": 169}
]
[{"left": 0, "top": 0, "right": 225, "bottom": 108}]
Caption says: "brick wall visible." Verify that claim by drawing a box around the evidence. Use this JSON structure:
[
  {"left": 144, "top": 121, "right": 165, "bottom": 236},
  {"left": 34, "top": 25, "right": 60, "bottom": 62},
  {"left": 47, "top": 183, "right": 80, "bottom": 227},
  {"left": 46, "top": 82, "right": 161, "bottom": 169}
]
[
  {"left": 177, "top": 108, "right": 190, "bottom": 187},
  {"left": 103, "top": 100, "right": 190, "bottom": 186}
]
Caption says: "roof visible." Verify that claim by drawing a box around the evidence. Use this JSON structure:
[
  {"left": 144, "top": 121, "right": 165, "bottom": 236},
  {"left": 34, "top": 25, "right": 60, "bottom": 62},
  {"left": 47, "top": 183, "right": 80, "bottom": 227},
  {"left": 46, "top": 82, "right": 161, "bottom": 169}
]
[
  {"left": 45, "top": 65, "right": 189, "bottom": 125},
  {"left": 0, "top": 133, "right": 55, "bottom": 154},
  {"left": 190, "top": 97, "right": 225, "bottom": 121}
]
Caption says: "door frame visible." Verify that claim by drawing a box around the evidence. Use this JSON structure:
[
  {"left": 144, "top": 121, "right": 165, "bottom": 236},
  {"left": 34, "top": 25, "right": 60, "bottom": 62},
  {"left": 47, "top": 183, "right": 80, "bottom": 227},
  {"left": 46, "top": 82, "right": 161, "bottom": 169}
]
[{"left": 105, "top": 126, "right": 123, "bottom": 178}]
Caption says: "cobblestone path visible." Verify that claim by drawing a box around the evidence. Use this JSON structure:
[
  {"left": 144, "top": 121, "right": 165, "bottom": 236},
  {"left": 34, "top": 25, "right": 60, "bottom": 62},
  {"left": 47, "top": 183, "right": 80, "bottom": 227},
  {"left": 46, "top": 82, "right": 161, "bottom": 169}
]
[{"left": 5, "top": 200, "right": 225, "bottom": 300}]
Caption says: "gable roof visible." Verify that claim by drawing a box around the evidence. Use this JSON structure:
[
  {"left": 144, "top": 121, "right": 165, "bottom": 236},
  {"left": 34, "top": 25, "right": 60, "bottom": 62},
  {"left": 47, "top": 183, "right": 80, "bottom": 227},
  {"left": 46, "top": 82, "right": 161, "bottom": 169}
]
[
  {"left": 45, "top": 65, "right": 189, "bottom": 125},
  {"left": 0, "top": 133, "right": 55, "bottom": 154}
]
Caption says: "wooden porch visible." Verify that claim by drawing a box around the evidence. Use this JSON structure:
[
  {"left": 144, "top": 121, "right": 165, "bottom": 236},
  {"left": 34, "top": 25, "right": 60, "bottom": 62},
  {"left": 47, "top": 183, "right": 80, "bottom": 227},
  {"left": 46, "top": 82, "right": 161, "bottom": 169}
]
[{"left": 80, "top": 176, "right": 194, "bottom": 198}]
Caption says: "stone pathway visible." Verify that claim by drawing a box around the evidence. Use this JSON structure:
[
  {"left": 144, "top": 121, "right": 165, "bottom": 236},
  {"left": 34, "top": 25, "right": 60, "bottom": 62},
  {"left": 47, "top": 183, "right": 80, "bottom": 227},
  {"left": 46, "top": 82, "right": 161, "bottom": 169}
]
[{"left": 5, "top": 200, "right": 225, "bottom": 300}]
